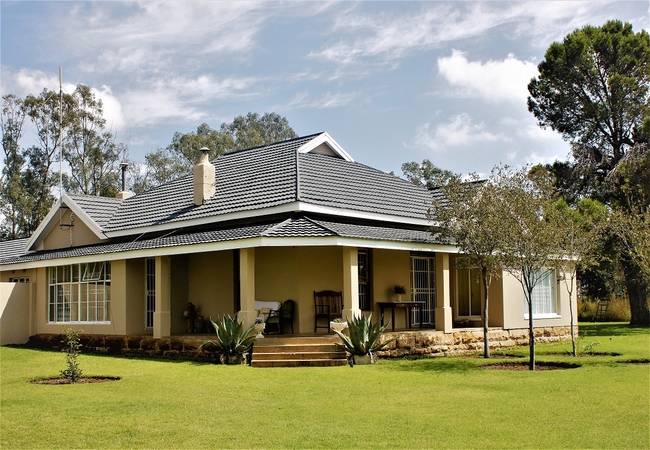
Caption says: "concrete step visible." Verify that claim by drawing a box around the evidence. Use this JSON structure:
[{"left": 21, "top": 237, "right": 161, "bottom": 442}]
[
  {"left": 256, "top": 336, "right": 340, "bottom": 346},
  {"left": 253, "top": 344, "right": 342, "bottom": 353},
  {"left": 251, "top": 359, "right": 348, "bottom": 368},
  {"left": 253, "top": 351, "right": 347, "bottom": 361}
]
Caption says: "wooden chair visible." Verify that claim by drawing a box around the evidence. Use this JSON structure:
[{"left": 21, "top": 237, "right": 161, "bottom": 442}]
[
  {"left": 266, "top": 299, "right": 296, "bottom": 334},
  {"left": 314, "top": 290, "right": 343, "bottom": 333}
]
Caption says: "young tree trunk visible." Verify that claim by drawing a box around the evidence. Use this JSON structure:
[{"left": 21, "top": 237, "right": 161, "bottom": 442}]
[
  {"left": 482, "top": 266, "right": 490, "bottom": 359},
  {"left": 528, "top": 293, "right": 535, "bottom": 371}
]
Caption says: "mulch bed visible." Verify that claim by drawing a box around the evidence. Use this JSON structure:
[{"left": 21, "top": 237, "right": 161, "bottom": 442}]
[
  {"left": 30, "top": 376, "right": 120, "bottom": 385},
  {"left": 483, "top": 361, "right": 580, "bottom": 371}
]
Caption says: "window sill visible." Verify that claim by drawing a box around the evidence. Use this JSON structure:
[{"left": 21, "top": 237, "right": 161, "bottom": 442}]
[{"left": 524, "top": 314, "right": 561, "bottom": 320}]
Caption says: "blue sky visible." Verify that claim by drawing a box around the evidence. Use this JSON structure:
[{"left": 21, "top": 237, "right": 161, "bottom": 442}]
[{"left": 1, "top": 1, "right": 648, "bottom": 178}]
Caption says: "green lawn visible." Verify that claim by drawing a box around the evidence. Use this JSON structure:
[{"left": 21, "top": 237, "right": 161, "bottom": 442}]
[{"left": 1, "top": 323, "right": 648, "bottom": 449}]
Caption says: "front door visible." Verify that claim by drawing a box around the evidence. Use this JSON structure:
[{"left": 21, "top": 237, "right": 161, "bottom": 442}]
[{"left": 410, "top": 255, "right": 436, "bottom": 326}]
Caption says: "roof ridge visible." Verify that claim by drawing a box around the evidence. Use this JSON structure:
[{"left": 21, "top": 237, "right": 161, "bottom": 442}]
[
  {"left": 224, "top": 132, "right": 324, "bottom": 156},
  {"left": 301, "top": 216, "right": 339, "bottom": 235}
]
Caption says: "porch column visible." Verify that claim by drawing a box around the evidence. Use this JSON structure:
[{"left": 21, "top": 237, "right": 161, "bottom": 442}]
[
  {"left": 153, "top": 256, "right": 171, "bottom": 339},
  {"left": 435, "top": 253, "right": 453, "bottom": 333},
  {"left": 342, "top": 247, "right": 361, "bottom": 321},
  {"left": 238, "top": 247, "right": 257, "bottom": 328}
]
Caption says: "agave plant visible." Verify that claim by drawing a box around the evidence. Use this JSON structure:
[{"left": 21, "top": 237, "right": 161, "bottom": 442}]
[
  {"left": 333, "top": 314, "right": 395, "bottom": 357},
  {"left": 201, "top": 315, "right": 258, "bottom": 364}
]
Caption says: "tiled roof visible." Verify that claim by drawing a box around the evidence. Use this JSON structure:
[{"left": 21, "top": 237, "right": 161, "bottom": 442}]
[
  {"left": 67, "top": 194, "right": 123, "bottom": 228},
  {"left": 0, "top": 238, "right": 31, "bottom": 260},
  {"left": 0, "top": 216, "right": 445, "bottom": 266},
  {"left": 100, "top": 132, "right": 434, "bottom": 233}
]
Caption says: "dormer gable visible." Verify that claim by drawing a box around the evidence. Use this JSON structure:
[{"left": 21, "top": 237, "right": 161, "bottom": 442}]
[
  {"left": 25, "top": 194, "right": 119, "bottom": 252},
  {"left": 297, "top": 132, "right": 354, "bottom": 161}
]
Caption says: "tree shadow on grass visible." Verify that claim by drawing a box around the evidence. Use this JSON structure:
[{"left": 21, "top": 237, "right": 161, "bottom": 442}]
[
  {"left": 390, "top": 356, "right": 502, "bottom": 373},
  {"left": 578, "top": 322, "right": 649, "bottom": 337}
]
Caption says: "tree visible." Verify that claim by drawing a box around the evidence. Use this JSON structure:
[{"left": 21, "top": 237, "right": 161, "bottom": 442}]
[
  {"left": 141, "top": 113, "right": 297, "bottom": 190},
  {"left": 220, "top": 112, "right": 297, "bottom": 151},
  {"left": 63, "top": 85, "right": 125, "bottom": 197},
  {"left": 528, "top": 20, "right": 650, "bottom": 325},
  {"left": 402, "top": 159, "right": 454, "bottom": 189},
  {"left": 552, "top": 198, "right": 606, "bottom": 355},
  {"left": 493, "top": 166, "right": 560, "bottom": 370},
  {"left": 430, "top": 173, "right": 502, "bottom": 358},
  {"left": 0, "top": 94, "right": 27, "bottom": 239}
]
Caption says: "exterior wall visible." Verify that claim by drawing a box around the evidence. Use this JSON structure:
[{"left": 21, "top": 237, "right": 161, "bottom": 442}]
[
  {"left": 501, "top": 269, "right": 575, "bottom": 329},
  {"left": 0, "top": 282, "right": 34, "bottom": 345},
  {"left": 170, "top": 255, "right": 189, "bottom": 334},
  {"left": 41, "top": 209, "right": 102, "bottom": 250},
  {"left": 186, "top": 250, "right": 234, "bottom": 326},
  {"left": 256, "top": 246, "right": 344, "bottom": 333},
  {"left": 1, "top": 268, "right": 36, "bottom": 283},
  {"left": 124, "top": 258, "right": 147, "bottom": 335},
  {"left": 371, "top": 249, "right": 411, "bottom": 328}
]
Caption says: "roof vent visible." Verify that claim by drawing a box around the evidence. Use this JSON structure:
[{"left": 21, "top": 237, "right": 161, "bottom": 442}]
[{"left": 193, "top": 147, "right": 215, "bottom": 206}]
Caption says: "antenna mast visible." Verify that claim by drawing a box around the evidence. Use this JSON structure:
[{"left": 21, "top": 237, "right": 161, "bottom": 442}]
[{"left": 58, "top": 66, "right": 63, "bottom": 199}]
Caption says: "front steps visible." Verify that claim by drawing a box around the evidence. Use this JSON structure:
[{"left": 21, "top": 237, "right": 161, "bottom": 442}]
[{"left": 251, "top": 336, "right": 348, "bottom": 367}]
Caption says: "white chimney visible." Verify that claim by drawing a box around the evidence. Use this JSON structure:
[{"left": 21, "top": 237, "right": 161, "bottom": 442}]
[{"left": 193, "top": 147, "right": 215, "bottom": 206}]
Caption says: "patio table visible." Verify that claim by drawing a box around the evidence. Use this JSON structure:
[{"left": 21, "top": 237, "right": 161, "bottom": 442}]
[{"left": 377, "top": 301, "right": 425, "bottom": 331}]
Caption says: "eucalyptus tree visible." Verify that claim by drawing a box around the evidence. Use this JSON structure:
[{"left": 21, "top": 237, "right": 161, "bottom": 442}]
[
  {"left": 63, "top": 85, "right": 126, "bottom": 197},
  {"left": 220, "top": 112, "right": 297, "bottom": 151},
  {"left": 0, "top": 94, "right": 27, "bottom": 239},
  {"left": 430, "top": 173, "right": 503, "bottom": 358},
  {"left": 402, "top": 159, "right": 455, "bottom": 189},
  {"left": 528, "top": 20, "right": 650, "bottom": 325}
]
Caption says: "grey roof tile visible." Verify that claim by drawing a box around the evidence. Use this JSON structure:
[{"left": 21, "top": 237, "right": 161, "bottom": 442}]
[
  {"left": 0, "top": 238, "right": 31, "bottom": 260},
  {"left": 67, "top": 195, "right": 123, "bottom": 228}
]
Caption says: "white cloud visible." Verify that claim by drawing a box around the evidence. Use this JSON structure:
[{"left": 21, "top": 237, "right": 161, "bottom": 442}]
[
  {"left": 310, "top": 1, "right": 623, "bottom": 66},
  {"left": 438, "top": 50, "right": 538, "bottom": 102},
  {"left": 280, "top": 90, "right": 357, "bottom": 111},
  {"left": 414, "top": 113, "right": 509, "bottom": 151}
]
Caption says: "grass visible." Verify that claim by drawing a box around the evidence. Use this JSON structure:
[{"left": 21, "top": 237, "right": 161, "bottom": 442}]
[{"left": 1, "top": 323, "right": 648, "bottom": 449}]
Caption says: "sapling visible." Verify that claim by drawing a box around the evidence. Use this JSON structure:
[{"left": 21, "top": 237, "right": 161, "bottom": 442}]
[{"left": 60, "top": 326, "right": 83, "bottom": 382}]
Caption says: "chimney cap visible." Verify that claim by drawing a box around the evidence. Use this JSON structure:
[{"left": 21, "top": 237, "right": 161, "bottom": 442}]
[{"left": 200, "top": 147, "right": 210, "bottom": 154}]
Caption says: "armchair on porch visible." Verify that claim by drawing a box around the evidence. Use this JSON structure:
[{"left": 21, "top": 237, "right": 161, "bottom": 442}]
[
  {"left": 314, "top": 290, "right": 343, "bottom": 333},
  {"left": 266, "top": 299, "right": 296, "bottom": 334}
]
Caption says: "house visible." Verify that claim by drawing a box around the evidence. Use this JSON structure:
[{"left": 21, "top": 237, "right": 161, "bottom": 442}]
[{"left": 0, "top": 132, "right": 575, "bottom": 351}]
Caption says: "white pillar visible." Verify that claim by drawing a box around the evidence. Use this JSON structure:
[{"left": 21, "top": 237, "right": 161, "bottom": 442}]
[
  {"left": 238, "top": 248, "right": 257, "bottom": 328},
  {"left": 342, "top": 247, "right": 361, "bottom": 321},
  {"left": 153, "top": 256, "right": 171, "bottom": 338},
  {"left": 435, "top": 253, "right": 453, "bottom": 333}
]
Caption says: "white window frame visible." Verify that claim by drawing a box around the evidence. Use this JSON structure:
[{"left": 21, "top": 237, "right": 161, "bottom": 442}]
[
  {"left": 524, "top": 268, "right": 560, "bottom": 319},
  {"left": 48, "top": 262, "right": 111, "bottom": 324}
]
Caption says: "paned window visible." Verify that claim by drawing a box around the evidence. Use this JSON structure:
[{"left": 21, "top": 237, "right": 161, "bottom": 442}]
[
  {"left": 48, "top": 262, "right": 111, "bottom": 323},
  {"left": 526, "top": 269, "right": 558, "bottom": 318},
  {"left": 358, "top": 249, "right": 373, "bottom": 310},
  {"left": 145, "top": 258, "right": 156, "bottom": 329}
]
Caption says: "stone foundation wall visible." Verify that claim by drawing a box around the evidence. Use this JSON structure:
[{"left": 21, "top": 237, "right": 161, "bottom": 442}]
[
  {"left": 25, "top": 326, "right": 574, "bottom": 360},
  {"left": 27, "top": 334, "right": 221, "bottom": 362},
  {"left": 376, "top": 326, "right": 574, "bottom": 358}
]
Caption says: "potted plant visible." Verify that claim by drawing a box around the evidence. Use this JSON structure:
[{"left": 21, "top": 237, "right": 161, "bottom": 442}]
[
  {"left": 201, "top": 315, "right": 260, "bottom": 364},
  {"left": 332, "top": 314, "right": 395, "bottom": 365},
  {"left": 330, "top": 317, "right": 348, "bottom": 333},
  {"left": 392, "top": 284, "right": 407, "bottom": 302}
]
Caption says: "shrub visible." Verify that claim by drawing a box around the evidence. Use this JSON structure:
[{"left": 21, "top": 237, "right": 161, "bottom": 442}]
[
  {"left": 202, "top": 315, "right": 258, "bottom": 364},
  {"left": 333, "top": 314, "right": 395, "bottom": 357},
  {"left": 60, "top": 326, "right": 83, "bottom": 383}
]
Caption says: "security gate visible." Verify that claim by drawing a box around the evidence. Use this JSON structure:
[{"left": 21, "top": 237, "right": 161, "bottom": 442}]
[{"left": 410, "top": 255, "right": 436, "bottom": 326}]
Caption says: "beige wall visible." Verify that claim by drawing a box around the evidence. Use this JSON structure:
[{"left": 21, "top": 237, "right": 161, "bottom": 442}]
[
  {"left": 0, "top": 282, "right": 33, "bottom": 345},
  {"left": 124, "top": 258, "right": 147, "bottom": 335},
  {"left": 186, "top": 251, "right": 234, "bottom": 326},
  {"left": 501, "top": 269, "right": 574, "bottom": 329},
  {"left": 371, "top": 249, "right": 411, "bottom": 328},
  {"left": 1, "top": 268, "right": 36, "bottom": 283},
  {"left": 42, "top": 209, "right": 102, "bottom": 250}
]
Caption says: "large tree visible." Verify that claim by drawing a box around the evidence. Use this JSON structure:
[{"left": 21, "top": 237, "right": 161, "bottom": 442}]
[
  {"left": 528, "top": 20, "right": 650, "bottom": 325},
  {"left": 402, "top": 159, "right": 454, "bottom": 189},
  {"left": 63, "top": 85, "right": 125, "bottom": 197},
  {"left": 220, "top": 112, "right": 297, "bottom": 151},
  {"left": 430, "top": 173, "right": 502, "bottom": 358}
]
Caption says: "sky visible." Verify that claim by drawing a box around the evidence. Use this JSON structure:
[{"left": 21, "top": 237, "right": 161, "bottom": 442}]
[{"left": 1, "top": 0, "right": 648, "bottom": 179}]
